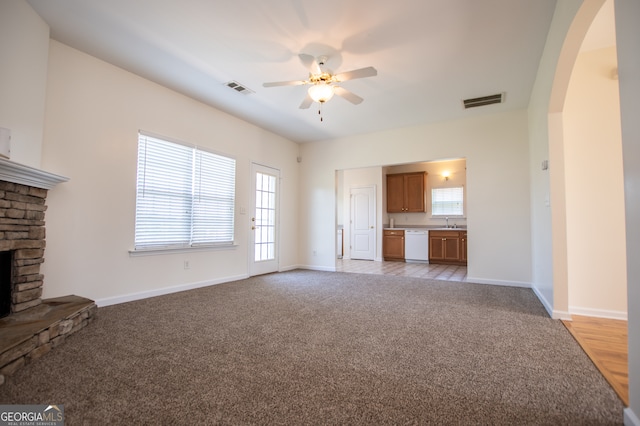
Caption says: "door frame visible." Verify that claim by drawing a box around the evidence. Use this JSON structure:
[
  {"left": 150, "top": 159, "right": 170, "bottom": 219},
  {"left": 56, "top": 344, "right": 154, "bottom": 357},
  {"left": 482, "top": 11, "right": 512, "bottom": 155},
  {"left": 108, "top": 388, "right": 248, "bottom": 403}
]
[
  {"left": 349, "top": 185, "right": 377, "bottom": 261},
  {"left": 249, "top": 162, "right": 281, "bottom": 276}
]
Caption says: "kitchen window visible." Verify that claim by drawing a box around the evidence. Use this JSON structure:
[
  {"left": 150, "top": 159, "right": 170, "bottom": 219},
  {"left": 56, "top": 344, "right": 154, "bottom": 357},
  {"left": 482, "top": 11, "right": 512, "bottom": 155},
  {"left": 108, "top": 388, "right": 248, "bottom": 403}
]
[
  {"left": 134, "top": 132, "right": 236, "bottom": 251},
  {"left": 431, "top": 186, "right": 464, "bottom": 216}
]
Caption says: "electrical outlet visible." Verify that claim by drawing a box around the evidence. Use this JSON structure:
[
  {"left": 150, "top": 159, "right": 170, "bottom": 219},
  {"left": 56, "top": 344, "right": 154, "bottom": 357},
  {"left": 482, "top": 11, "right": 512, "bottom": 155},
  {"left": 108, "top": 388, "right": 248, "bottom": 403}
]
[{"left": 184, "top": 260, "right": 190, "bottom": 269}]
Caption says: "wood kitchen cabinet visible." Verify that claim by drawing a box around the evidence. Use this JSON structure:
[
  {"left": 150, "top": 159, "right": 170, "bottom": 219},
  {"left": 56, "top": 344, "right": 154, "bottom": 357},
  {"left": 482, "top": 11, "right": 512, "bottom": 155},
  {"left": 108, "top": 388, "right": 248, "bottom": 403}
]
[
  {"left": 383, "top": 229, "right": 405, "bottom": 261},
  {"left": 429, "top": 230, "right": 467, "bottom": 265},
  {"left": 386, "top": 172, "right": 427, "bottom": 213},
  {"left": 460, "top": 231, "right": 467, "bottom": 263}
]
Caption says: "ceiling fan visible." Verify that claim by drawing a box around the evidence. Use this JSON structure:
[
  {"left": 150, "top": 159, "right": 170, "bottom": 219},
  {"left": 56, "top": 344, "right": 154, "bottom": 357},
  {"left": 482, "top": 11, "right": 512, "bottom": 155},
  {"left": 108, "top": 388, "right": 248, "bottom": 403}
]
[{"left": 263, "top": 54, "right": 377, "bottom": 110}]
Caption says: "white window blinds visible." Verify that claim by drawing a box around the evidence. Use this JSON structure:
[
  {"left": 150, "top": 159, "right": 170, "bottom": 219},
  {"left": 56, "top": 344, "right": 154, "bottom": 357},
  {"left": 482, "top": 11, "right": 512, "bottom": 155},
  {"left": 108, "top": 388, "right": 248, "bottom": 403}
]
[
  {"left": 431, "top": 186, "right": 464, "bottom": 216},
  {"left": 135, "top": 133, "right": 236, "bottom": 250}
]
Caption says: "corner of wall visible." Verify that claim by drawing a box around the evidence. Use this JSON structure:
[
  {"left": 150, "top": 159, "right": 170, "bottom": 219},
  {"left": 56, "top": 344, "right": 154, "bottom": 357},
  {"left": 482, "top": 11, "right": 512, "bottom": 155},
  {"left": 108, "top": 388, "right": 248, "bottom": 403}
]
[{"left": 624, "top": 408, "right": 640, "bottom": 426}]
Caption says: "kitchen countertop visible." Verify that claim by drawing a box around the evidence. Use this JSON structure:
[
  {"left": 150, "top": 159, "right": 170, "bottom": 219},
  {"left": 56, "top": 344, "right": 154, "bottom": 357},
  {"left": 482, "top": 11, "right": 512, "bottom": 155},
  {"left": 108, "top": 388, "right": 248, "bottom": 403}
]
[{"left": 383, "top": 226, "right": 467, "bottom": 231}]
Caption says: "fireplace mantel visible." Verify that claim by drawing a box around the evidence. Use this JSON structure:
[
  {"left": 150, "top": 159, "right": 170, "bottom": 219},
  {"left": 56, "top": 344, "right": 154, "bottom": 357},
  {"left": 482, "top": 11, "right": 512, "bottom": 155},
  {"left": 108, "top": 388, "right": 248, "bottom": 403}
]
[{"left": 0, "top": 158, "right": 68, "bottom": 190}]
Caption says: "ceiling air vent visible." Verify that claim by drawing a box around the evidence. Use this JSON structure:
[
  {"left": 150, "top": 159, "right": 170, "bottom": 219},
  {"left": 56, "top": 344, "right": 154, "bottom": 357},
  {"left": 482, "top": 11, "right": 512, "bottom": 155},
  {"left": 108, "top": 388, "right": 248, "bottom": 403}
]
[
  {"left": 462, "top": 93, "right": 504, "bottom": 109},
  {"left": 225, "top": 81, "right": 254, "bottom": 95}
]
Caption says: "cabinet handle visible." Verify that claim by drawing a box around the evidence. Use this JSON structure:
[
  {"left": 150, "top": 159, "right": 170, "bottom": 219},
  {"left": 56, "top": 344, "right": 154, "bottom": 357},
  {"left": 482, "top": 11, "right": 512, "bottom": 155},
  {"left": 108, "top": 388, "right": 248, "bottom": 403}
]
[{"left": 442, "top": 238, "right": 446, "bottom": 241}]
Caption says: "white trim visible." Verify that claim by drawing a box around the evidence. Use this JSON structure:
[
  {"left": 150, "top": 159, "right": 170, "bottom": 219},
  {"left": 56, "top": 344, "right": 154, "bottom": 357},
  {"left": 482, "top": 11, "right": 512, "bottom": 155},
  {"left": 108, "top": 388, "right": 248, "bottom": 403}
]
[
  {"left": 625, "top": 408, "right": 640, "bottom": 426},
  {"left": 300, "top": 264, "right": 337, "bottom": 272},
  {"left": 569, "top": 306, "right": 628, "bottom": 321},
  {"left": 349, "top": 185, "right": 377, "bottom": 261},
  {"left": 530, "top": 287, "right": 572, "bottom": 320},
  {"left": 0, "top": 157, "right": 68, "bottom": 189},
  {"left": 129, "top": 244, "right": 238, "bottom": 257},
  {"left": 531, "top": 286, "right": 556, "bottom": 318},
  {"left": 278, "top": 264, "right": 300, "bottom": 272},
  {"left": 95, "top": 274, "right": 248, "bottom": 307},
  {"left": 551, "top": 309, "right": 572, "bottom": 321},
  {"left": 249, "top": 162, "right": 281, "bottom": 277},
  {"left": 465, "top": 277, "right": 531, "bottom": 288}
]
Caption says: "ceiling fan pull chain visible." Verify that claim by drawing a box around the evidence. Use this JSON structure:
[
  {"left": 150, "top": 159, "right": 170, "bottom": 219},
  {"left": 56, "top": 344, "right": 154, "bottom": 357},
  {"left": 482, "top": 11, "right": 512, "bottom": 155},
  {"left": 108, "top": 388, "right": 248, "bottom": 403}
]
[{"left": 319, "top": 103, "right": 323, "bottom": 122}]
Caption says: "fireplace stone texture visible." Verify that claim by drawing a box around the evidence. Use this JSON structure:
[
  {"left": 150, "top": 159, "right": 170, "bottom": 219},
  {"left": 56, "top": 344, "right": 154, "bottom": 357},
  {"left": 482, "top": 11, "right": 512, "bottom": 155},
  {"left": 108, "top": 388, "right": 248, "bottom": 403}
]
[{"left": 0, "top": 180, "right": 48, "bottom": 314}]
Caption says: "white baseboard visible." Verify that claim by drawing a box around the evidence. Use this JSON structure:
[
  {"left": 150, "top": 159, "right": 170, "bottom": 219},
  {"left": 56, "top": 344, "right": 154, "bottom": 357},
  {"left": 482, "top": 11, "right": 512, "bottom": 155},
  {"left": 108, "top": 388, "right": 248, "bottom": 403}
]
[
  {"left": 531, "top": 285, "right": 556, "bottom": 318},
  {"left": 551, "top": 309, "right": 572, "bottom": 320},
  {"left": 529, "top": 286, "right": 572, "bottom": 319},
  {"left": 299, "top": 264, "right": 336, "bottom": 272},
  {"left": 465, "top": 277, "right": 531, "bottom": 288},
  {"left": 625, "top": 407, "right": 640, "bottom": 426},
  {"left": 279, "top": 264, "right": 301, "bottom": 272},
  {"left": 568, "top": 306, "right": 628, "bottom": 321},
  {"left": 95, "top": 274, "right": 248, "bottom": 307}
]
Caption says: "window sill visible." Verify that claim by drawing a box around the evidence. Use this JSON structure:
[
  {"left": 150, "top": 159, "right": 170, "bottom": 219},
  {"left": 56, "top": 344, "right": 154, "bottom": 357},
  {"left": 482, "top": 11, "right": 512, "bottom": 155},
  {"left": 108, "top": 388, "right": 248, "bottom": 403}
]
[{"left": 128, "top": 244, "right": 238, "bottom": 257}]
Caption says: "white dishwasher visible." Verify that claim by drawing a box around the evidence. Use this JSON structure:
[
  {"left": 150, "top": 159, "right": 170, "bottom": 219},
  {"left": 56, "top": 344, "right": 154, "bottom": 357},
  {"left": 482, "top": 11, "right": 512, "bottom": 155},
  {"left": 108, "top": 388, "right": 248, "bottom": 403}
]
[{"left": 404, "top": 229, "right": 429, "bottom": 262}]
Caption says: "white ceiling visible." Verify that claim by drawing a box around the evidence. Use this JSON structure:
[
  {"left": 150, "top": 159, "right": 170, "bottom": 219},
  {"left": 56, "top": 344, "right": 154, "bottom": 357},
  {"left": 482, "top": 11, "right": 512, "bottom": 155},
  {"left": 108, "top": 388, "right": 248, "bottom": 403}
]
[{"left": 27, "top": 0, "right": 561, "bottom": 143}]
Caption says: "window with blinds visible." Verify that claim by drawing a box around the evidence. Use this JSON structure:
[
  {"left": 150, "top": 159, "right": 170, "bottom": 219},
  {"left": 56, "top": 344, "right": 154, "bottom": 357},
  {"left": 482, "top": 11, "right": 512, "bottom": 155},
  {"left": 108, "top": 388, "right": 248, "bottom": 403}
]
[
  {"left": 431, "top": 186, "right": 464, "bottom": 216},
  {"left": 134, "top": 132, "right": 236, "bottom": 250}
]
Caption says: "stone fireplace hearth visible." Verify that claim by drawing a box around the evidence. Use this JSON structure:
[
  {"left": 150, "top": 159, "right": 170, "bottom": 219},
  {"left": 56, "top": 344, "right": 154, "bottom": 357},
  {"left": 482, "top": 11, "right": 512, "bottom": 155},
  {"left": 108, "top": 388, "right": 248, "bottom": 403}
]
[{"left": 0, "top": 158, "right": 96, "bottom": 385}]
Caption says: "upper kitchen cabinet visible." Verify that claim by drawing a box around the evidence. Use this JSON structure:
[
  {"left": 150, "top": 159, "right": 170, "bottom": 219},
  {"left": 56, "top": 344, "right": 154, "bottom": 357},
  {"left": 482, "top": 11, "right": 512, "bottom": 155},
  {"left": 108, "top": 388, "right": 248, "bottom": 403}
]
[{"left": 386, "top": 172, "right": 427, "bottom": 212}]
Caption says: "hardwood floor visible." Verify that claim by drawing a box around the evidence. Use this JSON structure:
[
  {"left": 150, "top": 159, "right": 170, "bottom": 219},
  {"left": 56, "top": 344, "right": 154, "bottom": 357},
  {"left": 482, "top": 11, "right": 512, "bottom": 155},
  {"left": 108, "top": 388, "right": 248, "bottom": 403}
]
[{"left": 562, "top": 315, "right": 628, "bottom": 406}]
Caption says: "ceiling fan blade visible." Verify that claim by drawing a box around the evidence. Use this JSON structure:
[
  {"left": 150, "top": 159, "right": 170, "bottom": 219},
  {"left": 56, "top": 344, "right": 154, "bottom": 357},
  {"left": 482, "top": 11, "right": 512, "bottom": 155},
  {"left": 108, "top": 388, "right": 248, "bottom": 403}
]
[
  {"left": 263, "top": 80, "right": 307, "bottom": 87},
  {"left": 334, "top": 66, "right": 377, "bottom": 82},
  {"left": 334, "top": 86, "right": 364, "bottom": 105},
  {"left": 299, "top": 53, "right": 321, "bottom": 74},
  {"left": 299, "top": 93, "right": 313, "bottom": 109}
]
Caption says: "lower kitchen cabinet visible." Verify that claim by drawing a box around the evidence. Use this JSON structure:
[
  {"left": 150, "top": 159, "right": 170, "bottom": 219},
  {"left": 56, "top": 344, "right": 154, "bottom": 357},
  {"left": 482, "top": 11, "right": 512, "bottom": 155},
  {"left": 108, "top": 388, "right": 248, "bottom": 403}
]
[
  {"left": 429, "top": 230, "right": 467, "bottom": 265},
  {"left": 383, "top": 229, "right": 405, "bottom": 261},
  {"left": 460, "top": 231, "right": 467, "bottom": 263}
]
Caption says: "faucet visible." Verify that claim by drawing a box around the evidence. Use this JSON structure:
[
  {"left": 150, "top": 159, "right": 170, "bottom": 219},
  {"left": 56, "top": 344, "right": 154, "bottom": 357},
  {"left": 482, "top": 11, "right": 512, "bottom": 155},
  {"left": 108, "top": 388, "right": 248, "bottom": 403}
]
[{"left": 445, "top": 217, "right": 449, "bottom": 228}]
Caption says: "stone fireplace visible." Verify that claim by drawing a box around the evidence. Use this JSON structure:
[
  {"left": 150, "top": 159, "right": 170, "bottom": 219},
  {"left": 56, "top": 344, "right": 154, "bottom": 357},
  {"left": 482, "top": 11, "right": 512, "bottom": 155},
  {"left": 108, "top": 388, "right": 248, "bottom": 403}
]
[
  {"left": 0, "top": 180, "right": 48, "bottom": 317},
  {"left": 0, "top": 158, "right": 96, "bottom": 385}
]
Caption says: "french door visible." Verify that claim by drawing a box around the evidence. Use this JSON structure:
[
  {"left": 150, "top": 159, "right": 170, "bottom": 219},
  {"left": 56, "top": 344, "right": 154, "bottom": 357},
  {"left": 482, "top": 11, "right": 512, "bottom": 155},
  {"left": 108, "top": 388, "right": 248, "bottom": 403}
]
[{"left": 249, "top": 163, "right": 280, "bottom": 276}]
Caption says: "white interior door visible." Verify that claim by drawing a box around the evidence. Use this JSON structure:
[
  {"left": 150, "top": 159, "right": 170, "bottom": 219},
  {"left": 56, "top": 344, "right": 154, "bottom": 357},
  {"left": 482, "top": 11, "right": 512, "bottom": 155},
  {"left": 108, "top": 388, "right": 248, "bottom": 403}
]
[
  {"left": 250, "top": 163, "right": 280, "bottom": 276},
  {"left": 350, "top": 186, "right": 376, "bottom": 260}
]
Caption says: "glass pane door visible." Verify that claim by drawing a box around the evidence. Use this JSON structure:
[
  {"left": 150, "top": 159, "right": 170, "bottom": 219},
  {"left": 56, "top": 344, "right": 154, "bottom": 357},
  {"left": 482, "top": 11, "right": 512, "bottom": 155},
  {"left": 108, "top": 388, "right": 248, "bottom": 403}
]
[{"left": 250, "top": 163, "right": 279, "bottom": 276}]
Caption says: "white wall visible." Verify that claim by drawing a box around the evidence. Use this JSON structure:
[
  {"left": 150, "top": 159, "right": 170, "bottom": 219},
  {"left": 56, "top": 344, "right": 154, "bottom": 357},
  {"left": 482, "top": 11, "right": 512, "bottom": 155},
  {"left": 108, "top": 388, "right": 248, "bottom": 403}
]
[
  {"left": 0, "top": 1, "right": 49, "bottom": 167},
  {"left": 39, "top": 41, "right": 300, "bottom": 304},
  {"left": 527, "top": 0, "right": 593, "bottom": 318},
  {"left": 564, "top": 46, "right": 627, "bottom": 318},
  {"left": 615, "top": 0, "right": 640, "bottom": 423},
  {"left": 300, "top": 110, "right": 532, "bottom": 286}
]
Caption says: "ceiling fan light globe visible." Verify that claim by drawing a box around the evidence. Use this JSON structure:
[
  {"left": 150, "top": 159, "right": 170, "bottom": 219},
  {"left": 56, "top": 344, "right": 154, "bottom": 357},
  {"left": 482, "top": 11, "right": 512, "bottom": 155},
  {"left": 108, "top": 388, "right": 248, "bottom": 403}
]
[{"left": 308, "top": 84, "right": 335, "bottom": 103}]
